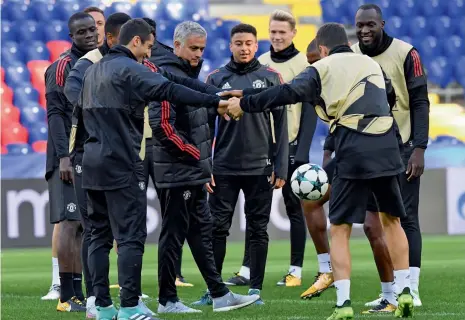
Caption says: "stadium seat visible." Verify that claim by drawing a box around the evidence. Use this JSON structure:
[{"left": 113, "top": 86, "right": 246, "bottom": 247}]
[
  {"left": 1, "top": 67, "right": 4, "bottom": 83},
  {"left": 1, "top": 123, "right": 29, "bottom": 146},
  {"left": 435, "top": 16, "right": 453, "bottom": 38},
  {"left": 55, "top": 1, "right": 81, "bottom": 21},
  {"left": 433, "top": 135, "right": 465, "bottom": 146},
  {"left": 384, "top": 16, "right": 405, "bottom": 39},
  {"left": 24, "top": 41, "right": 51, "bottom": 62},
  {"left": 28, "top": 123, "right": 48, "bottom": 143},
  {"left": 29, "top": 1, "right": 57, "bottom": 21},
  {"left": 32, "top": 140, "right": 47, "bottom": 153},
  {"left": 156, "top": 20, "right": 178, "bottom": 42},
  {"left": 218, "top": 20, "right": 241, "bottom": 39},
  {"left": 105, "top": 1, "right": 135, "bottom": 18},
  {"left": 320, "top": 0, "right": 349, "bottom": 24},
  {"left": 14, "top": 84, "right": 40, "bottom": 107},
  {"left": 3, "top": 2, "right": 32, "bottom": 22},
  {"left": 420, "top": 0, "right": 446, "bottom": 17},
  {"left": 370, "top": 0, "right": 397, "bottom": 19},
  {"left": 1, "top": 145, "right": 7, "bottom": 155},
  {"left": 1, "top": 85, "right": 14, "bottom": 105},
  {"left": 160, "top": 0, "right": 190, "bottom": 22},
  {"left": 47, "top": 40, "right": 72, "bottom": 62},
  {"left": 458, "top": 17, "right": 465, "bottom": 37},
  {"left": 443, "top": 36, "right": 464, "bottom": 61},
  {"left": 409, "top": 16, "right": 429, "bottom": 40},
  {"left": 42, "top": 21, "right": 69, "bottom": 42},
  {"left": 447, "top": 0, "right": 465, "bottom": 18},
  {"left": 455, "top": 56, "right": 465, "bottom": 86},
  {"left": 198, "top": 58, "right": 213, "bottom": 82},
  {"left": 418, "top": 36, "right": 442, "bottom": 60},
  {"left": 20, "top": 104, "right": 46, "bottom": 128},
  {"left": 205, "top": 38, "right": 229, "bottom": 62},
  {"left": 257, "top": 40, "right": 271, "bottom": 57},
  {"left": 1, "top": 104, "right": 21, "bottom": 124},
  {"left": 134, "top": 1, "right": 161, "bottom": 19},
  {"left": 27, "top": 60, "right": 51, "bottom": 89},
  {"left": 6, "top": 143, "right": 33, "bottom": 155},
  {"left": 427, "top": 56, "right": 453, "bottom": 88},
  {"left": 1, "top": 21, "right": 17, "bottom": 42},
  {"left": 4, "top": 63, "right": 31, "bottom": 87},
  {"left": 1, "top": 41, "right": 26, "bottom": 65},
  {"left": 393, "top": 0, "right": 417, "bottom": 17},
  {"left": 17, "top": 20, "right": 44, "bottom": 43},
  {"left": 346, "top": 0, "right": 366, "bottom": 21}
]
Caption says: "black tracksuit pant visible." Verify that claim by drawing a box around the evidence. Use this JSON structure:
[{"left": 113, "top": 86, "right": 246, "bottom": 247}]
[
  {"left": 211, "top": 175, "right": 273, "bottom": 290},
  {"left": 157, "top": 185, "right": 228, "bottom": 305},
  {"left": 242, "top": 158, "right": 306, "bottom": 269},
  {"left": 87, "top": 172, "right": 147, "bottom": 308}
]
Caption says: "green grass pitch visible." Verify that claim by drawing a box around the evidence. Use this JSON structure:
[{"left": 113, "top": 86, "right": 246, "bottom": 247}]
[{"left": 2, "top": 235, "right": 464, "bottom": 319}]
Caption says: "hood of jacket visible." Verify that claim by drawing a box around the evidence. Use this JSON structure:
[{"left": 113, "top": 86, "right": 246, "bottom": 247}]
[{"left": 150, "top": 41, "right": 203, "bottom": 78}]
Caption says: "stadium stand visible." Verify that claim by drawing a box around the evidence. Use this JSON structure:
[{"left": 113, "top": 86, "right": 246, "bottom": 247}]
[{"left": 0, "top": 0, "right": 464, "bottom": 157}]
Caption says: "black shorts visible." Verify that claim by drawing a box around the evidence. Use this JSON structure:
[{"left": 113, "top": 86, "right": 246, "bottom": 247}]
[
  {"left": 48, "top": 169, "right": 80, "bottom": 224},
  {"left": 329, "top": 174, "right": 406, "bottom": 225}
]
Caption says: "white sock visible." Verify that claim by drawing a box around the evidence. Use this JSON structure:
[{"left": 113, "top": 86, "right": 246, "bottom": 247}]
[
  {"left": 394, "top": 269, "right": 411, "bottom": 294},
  {"left": 52, "top": 257, "right": 60, "bottom": 286},
  {"left": 239, "top": 266, "right": 250, "bottom": 280},
  {"left": 381, "top": 282, "right": 397, "bottom": 306},
  {"left": 409, "top": 267, "right": 420, "bottom": 292},
  {"left": 289, "top": 266, "right": 302, "bottom": 279},
  {"left": 334, "top": 279, "right": 350, "bottom": 306},
  {"left": 317, "top": 253, "right": 332, "bottom": 273}
]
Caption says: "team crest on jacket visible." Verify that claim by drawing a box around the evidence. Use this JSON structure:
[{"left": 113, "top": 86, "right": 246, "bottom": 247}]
[
  {"left": 252, "top": 79, "right": 266, "bottom": 89},
  {"left": 139, "top": 181, "right": 145, "bottom": 191},
  {"left": 75, "top": 164, "right": 82, "bottom": 174},
  {"left": 183, "top": 190, "right": 191, "bottom": 200},
  {"left": 67, "top": 202, "right": 77, "bottom": 213}
]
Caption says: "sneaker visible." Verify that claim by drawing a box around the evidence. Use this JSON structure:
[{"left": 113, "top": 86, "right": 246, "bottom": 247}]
[
  {"left": 361, "top": 299, "right": 396, "bottom": 314},
  {"left": 140, "top": 293, "right": 150, "bottom": 299},
  {"left": 175, "top": 275, "right": 194, "bottom": 287},
  {"left": 364, "top": 294, "right": 383, "bottom": 307},
  {"left": 395, "top": 287, "right": 414, "bottom": 318},
  {"left": 158, "top": 301, "right": 201, "bottom": 313},
  {"left": 118, "top": 305, "right": 160, "bottom": 320},
  {"left": 138, "top": 298, "right": 155, "bottom": 316},
  {"left": 248, "top": 289, "right": 264, "bottom": 305},
  {"left": 41, "top": 284, "right": 60, "bottom": 300},
  {"left": 224, "top": 272, "right": 250, "bottom": 286},
  {"left": 192, "top": 291, "right": 213, "bottom": 306},
  {"left": 326, "top": 300, "right": 354, "bottom": 320},
  {"left": 300, "top": 272, "right": 334, "bottom": 300},
  {"left": 212, "top": 291, "right": 259, "bottom": 312},
  {"left": 276, "top": 273, "right": 302, "bottom": 287},
  {"left": 411, "top": 289, "right": 422, "bottom": 307},
  {"left": 96, "top": 305, "right": 118, "bottom": 320},
  {"left": 56, "top": 296, "right": 87, "bottom": 312},
  {"left": 86, "top": 296, "right": 97, "bottom": 319}
]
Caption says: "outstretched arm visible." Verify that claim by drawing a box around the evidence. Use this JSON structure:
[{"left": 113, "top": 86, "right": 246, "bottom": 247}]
[{"left": 158, "top": 67, "right": 221, "bottom": 95}]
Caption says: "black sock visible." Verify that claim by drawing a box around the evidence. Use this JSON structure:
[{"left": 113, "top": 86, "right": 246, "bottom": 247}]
[
  {"left": 73, "top": 273, "right": 85, "bottom": 301},
  {"left": 59, "top": 272, "right": 75, "bottom": 303}
]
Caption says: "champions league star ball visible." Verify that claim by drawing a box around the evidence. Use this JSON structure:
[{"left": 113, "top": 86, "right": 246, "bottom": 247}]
[{"left": 290, "top": 163, "right": 329, "bottom": 201}]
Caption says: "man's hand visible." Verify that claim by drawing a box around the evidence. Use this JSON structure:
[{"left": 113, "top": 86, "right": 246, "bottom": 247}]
[
  {"left": 206, "top": 175, "right": 215, "bottom": 193},
  {"left": 227, "top": 97, "right": 244, "bottom": 120},
  {"left": 59, "top": 157, "right": 73, "bottom": 183},
  {"left": 218, "top": 90, "right": 243, "bottom": 98},
  {"left": 270, "top": 172, "right": 285, "bottom": 189},
  {"left": 406, "top": 148, "right": 425, "bottom": 181}
]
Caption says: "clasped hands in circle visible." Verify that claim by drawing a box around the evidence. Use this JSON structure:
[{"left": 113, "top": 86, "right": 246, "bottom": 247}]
[{"left": 217, "top": 90, "right": 245, "bottom": 121}]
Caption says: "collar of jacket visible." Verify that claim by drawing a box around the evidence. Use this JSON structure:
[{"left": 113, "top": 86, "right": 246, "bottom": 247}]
[
  {"left": 176, "top": 56, "right": 203, "bottom": 78},
  {"left": 225, "top": 57, "right": 261, "bottom": 75},
  {"left": 71, "top": 43, "right": 88, "bottom": 58},
  {"left": 358, "top": 30, "right": 394, "bottom": 57},
  {"left": 328, "top": 45, "right": 353, "bottom": 55},
  {"left": 270, "top": 42, "right": 300, "bottom": 63},
  {"left": 108, "top": 45, "right": 139, "bottom": 61},
  {"left": 99, "top": 41, "right": 111, "bottom": 56}
]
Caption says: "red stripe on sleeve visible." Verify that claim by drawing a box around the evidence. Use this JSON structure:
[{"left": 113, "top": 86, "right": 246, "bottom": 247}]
[
  {"left": 160, "top": 101, "right": 201, "bottom": 160},
  {"left": 411, "top": 50, "right": 423, "bottom": 77},
  {"left": 56, "top": 56, "right": 71, "bottom": 87},
  {"left": 143, "top": 59, "right": 158, "bottom": 72}
]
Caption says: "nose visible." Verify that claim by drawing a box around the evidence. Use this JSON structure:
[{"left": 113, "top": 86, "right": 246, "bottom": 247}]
[{"left": 361, "top": 26, "right": 370, "bottom": 34}]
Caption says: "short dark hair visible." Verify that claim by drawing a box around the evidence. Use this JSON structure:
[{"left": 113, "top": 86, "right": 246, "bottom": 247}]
[
  {"left": 307, "top": 39, "right": 318, "bottom": 53},
  {"left": 83, "top": 6, "right": 104, "bottom": 16},
  {"left": 142, "top": 17, "right": 156, "bottom": 34},
  {"left": 105, "top": 12, "right": 131, "bottom": 36},
  {"left": 230, "top": 23, "right": 257, "bottom": 38},
  {"left": 118, "top": 18, "right": 154, "bottom": 45},
  {"left": 358, "top": 4, "right": 383, "bottom": 19},
  {"left": 68, "top": 12, "right": 94, "bottom": 33},
  {"left": 316, "top": 23, "right": 349, "bottom": 50}
]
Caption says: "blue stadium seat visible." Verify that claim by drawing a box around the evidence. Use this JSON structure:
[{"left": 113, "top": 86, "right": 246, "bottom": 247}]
[
  {"left": 399, "top": 36, "right": 413, "bottom": 46},
  {"left": 370, "top": 0, "right": 397, "bottom": 18},
  {"left": 205, "top": 38, "right": 229, "bottom": 62},
  {"left": 393, "top": 0, "right": 417, "bottom": 17},
  {"left": 24, "top": 41, "right": 50, "bottom": 62},
  {"left": 198, "top": 19, "right": 223, "bottom": 40},
  {"left": 458, "top": 17, "right": 465, "bottom": 37},
  {"left": 385, "top": 16, "right": 405, "bottom": 39},
  {"left": 418, "top": 36, "right": 442, "bottom": 60},
  {"left": 55, "top": 1, "right": 81, "bottom": 21},
  {"left": 17, "top": 20, "right": 44, "bottom": 42},
  {"left": 218, "top": 20, "right": 241, "bottom": 39},
  {"left": 14, "top": 85, "right": 40, "bottom": 107},
  {"left": 409, "top": 16, "right": 429, "bottom": 40},
  {"left": 443, "top": 36, "right": 464, "bottom": 60},
  {"left": 420, "top": 0, "right": 446, "bottom": 17},
  {"left": 198, "top": 58, "right": 213, "bottom": 82},
  {"left": 105, "top": 1, "right": 135, "bottom": 18},
  {"left": 320, "top": 0, "right": 350, "bottom": 24},
  {"left": 434, "top": 135, "right": 465, "bottom": 146},
  {"left": 213, "top": 57, "right": 230, "bottom": 70},
  {"left": 159, "top": 0, "right": 190, "bottom": 22},
  {"left": 6, "top": 143, "right": 33, "bottom": 156},
  {"left": 346, "top": 0, "right": 366, "bottom": 22},
  {"left": 28, "top": 123, "right": 48, "bottom": 144},
  {"left": 455, "top": 56, "right": 465, "bottom": 86},
  {"left": 28, "top": 1, "right": 57, "bottom": 21},
  {"left": 19, "top": 103, "right": 46, "bottom": 128},
  {"left": 42, "top": 20, "right": 69, "bottom": 42},
  {"left": 156, "top": 20, "right": 178, "bottom": 40},
  {"left": 257, "top": 40, "right": 270, "bottom": 57},
  {"left": 447, "top": 0, "right": 465, "bottom": 19},
  {"left": 1, "top": 41, "right": 25, "bottom": 65},
  {"left": 2, "top": 2, "right": 32, "bottom": 22},
  {"left": 434, "top": 16, "right": 453, "bottom": 38},
  {"left": 427, "top": 56, "right": 453, "bottom": 88},
  {"left": 4, "top": 63, "right": 31, "bottom": 87},
  {"left": 2, "top": 21, "right": 17, "bottom": 43},
  {"left": 134, "top": 1, "right": 161, "bottom": 19}
]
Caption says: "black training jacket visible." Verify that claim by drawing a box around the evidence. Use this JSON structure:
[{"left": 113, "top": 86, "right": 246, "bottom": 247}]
[
  {"left": 206, "top": 58, "right": 288, "bottom": 179},
  {"left": 80, "top": 45, "right": 221, "bottom": 190},
  {"left": 148, "top": 43, "right": 220, "bottom": 188},
  {"left": 44, "top": 44, "right": 88, "bottom": 180}
]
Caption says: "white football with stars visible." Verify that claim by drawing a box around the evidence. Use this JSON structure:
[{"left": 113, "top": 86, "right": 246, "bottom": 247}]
[{"left": 290, "top": 163, "right": 329, "bottom": 201}]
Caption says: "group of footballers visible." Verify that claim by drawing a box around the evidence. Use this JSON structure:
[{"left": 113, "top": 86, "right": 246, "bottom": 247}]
[{"left": 39, "top": 2, "right": 429, "bottom": 320}]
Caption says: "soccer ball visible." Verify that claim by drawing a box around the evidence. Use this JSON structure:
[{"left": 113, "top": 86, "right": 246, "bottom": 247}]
[{"left": 290, "top": 163, "right": 329, "bottom": 201}]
